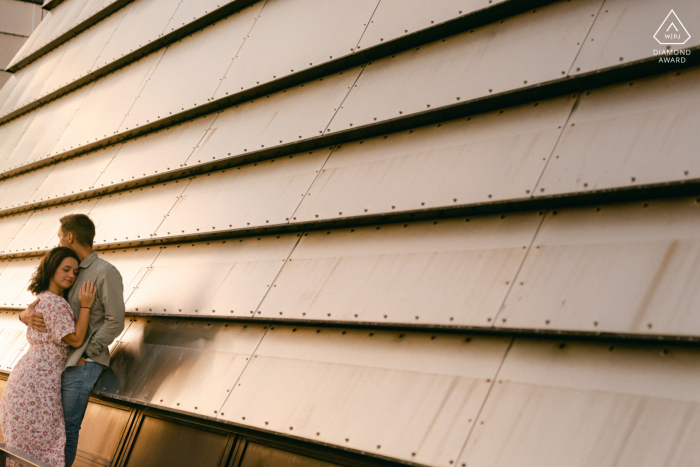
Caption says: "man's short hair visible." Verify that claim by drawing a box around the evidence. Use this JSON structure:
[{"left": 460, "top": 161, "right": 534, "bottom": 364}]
[{"left": 60, "top": 214, "right": 95, "bottom": 247}]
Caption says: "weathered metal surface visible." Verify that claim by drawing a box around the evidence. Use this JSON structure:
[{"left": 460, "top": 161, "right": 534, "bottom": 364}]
[
  {"left": 219, "top": 326, "right": 511, "bottom": 466},
  {"left": 0, "top": 45, "right": 64, "bottom": 115},
  {"left": 157, "top": 149, "right": 329, "bottom": 235},
  {"left": 4, "top": 198, "right": 98, "bottom": 253},
  {"left": 0, "top": 311, "right": 29, "bottom": 372},
  {"left": 89, "top": 180, "right": 187, "bottom": 245},
  {"left": 498, "top": 197, "right": 700, "bottom": 336},
  {"left": 92, "top": 0, "right": 178, "bottom": 69},
  {"left": 570, "top": 0, "right": 699, "bottom": 75},
  {"left": 121, "top": 415, "right": 232, "bottom": 466},
  {"left": 357, "top": 0, "right": 506, "bottom": 49},
  {"left": 293, "top": 95, "right": 575, "bottom": 223},
  {"left": 460, "top": 339, "right": 700, "bottom": 467},
  {"left": 0, "top": 167, "right": 52, "bottom": 210},
  {"left": 121, "top": 4, "right": 264, "bottom": 129},
  {"left": 94, "top": 115, "right": 215, "bottom": 187},
  {"left": 125, "top": 235, "right": 298, "bottom": 316},
  {"left": 97, "top": 246, "right": 162, "bottom": 303},
  {"left": 2, "top": 84, "right": 92, "bottom": 172},
  {"left": 97, "top": 316, "right": 268, "bottom": 416},
  {"left": 30, "top": 144, "right": 122, "bottom": 202},
  {"left": 331, "top": 0, "right": 601, "bottom": 130},
  {"left": 193, "top": 70, "right": 360, "bottom": 167},
  {"left": 75, "top": 400, "right": 133, "bottom": 467},
  {"left": 259, "top": 215, "right": 542, "bottom": 326},
  {"left": 0, "top": 256, "right": 41, "bottom": 307},
  {"left": 535, "top": 69, "right": 700, "bottom": 196},
  {"left": 0, "top": 212, "right": 33, "bottom": 253},
  {"left": 38, "top": 7, "right": 128, "bottom": 95},
  {"left": 213, "top": 0, "right": 378, "bottom": 98},
  {"left": 54, "top": 49, "right": 165, "bottom": 154}
]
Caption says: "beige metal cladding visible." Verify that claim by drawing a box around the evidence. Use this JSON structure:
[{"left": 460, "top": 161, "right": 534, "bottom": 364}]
[{"left": 0, "top": 0, "right": 699, "bottom": 464}]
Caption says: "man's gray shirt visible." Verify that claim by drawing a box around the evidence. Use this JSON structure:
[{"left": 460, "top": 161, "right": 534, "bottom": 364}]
[{"left": 64, "top": 251, "right": 125, "bottom": 368}]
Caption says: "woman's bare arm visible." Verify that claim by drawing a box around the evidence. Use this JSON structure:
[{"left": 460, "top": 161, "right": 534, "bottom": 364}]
[{"left": 63, "top": 282, "right": 95, "bottom": 348}]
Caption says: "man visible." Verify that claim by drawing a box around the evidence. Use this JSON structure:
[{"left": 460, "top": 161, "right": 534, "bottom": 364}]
[{"left": 20, "top": 214, "right": 125, "bottom": 467}]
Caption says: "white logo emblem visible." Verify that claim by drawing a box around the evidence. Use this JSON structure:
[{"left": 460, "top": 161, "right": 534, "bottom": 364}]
[{"left": 654, "top": 10, "right": 691, "bottom": 45}]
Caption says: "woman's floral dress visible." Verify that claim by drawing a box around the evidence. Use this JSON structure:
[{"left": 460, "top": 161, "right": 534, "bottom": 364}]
[{"left": 0, "top": 291, "right": 76, "bottom": 467}]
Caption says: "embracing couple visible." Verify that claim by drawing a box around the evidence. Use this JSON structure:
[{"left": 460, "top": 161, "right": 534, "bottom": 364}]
[{"left": 0, "top": 214, "right": 124, "bottom": 467}]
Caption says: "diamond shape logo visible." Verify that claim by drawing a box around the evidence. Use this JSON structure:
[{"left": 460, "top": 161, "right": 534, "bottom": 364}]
[{"left": 654, "top": 10, "right": 691, "bottom": 45}]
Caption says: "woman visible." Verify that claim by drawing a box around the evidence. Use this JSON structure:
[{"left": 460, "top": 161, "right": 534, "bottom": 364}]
[{"left": 0, "top": 247, "right": 96, "bottom": 467}]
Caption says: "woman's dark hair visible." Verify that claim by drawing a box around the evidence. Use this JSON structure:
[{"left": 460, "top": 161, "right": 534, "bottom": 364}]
[{"left": 28, "top": 247, "right": 80, "bottom": 296}]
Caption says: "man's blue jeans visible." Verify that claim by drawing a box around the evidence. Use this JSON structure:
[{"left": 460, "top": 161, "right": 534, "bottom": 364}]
[{"left": 62, "top": 362, "right": 104, "bottom": 467}]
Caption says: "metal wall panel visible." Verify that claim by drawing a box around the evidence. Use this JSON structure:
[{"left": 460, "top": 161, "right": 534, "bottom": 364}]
[
  {"left": 192, "top": 70, "right": 360, "bottom": 167},
  {"left": 120, "top": 4, "right": 264, "bottom": 130},
  {"left": 125, "top": 235, "right": 298, "bottom": 316},
  {"left": 92, "top": 0, "right": 179, "bottom": 69},
  {"left": 536, "top": 69, "right": 700, "bottom": 195},
  {"left": 30, "top": 144, "right": 121, "bottom": 202},
  {"left": 238, "top": 442, "right": 342, "bottom": 467},
  {"left": 0, "top": 211, "right": 33, "bottom": 253},
  {"left": 29, "top": 0, "right": 90, "bottom": 56},
  {"left": 75, "top": 400, "right": 132, "bottom": 467},
  {"left": 157, "top": 149, "right": 329, "bottom": 235},
  {"left": 97, "top": 247, "right": 161, "bottom": 302},
  {"left": 7, "top": 10, "right": 52, "bottom": 68},
  {"left": 0, "top": 256, "right": 41, "bottom": 307},
  {"left": 39, "top": 7, "right": 128, "bottom": 96},
  {"left": 74, "top": 0, "right": 112, "bottom": 25},
  {"left": 460, "top": 339, "right": 700, "bottom": 467},
  {"left": 4, "top": 198, "right": 98, "bottom": 253},
  {"left": 0, "top": 73, "right": 20, "bottom": 111},
  {"left": 357, "top": 0, "right": 506, "bottom": 50},
  {"left": 0, "top": 108, "right": 37, "bottom": 170},
  {"left": 498, "top": 197, "right": 700, "bottom": 336},
  {"left": 95, "top": 115, "right": 214, "bottom": 186},
  {"left": 98, "top": 317, "right": 268, "bottom": 416},
  {"left": 1, "top": 83, "right": 91, "bottom": 172},
  {"left": 219, "top": 327, "right": 511, "bottom": 466},
  {"left": 0, "top": 45, "right": 64, "bottom": 115},
  {"left": 0, "top": 165, "right": 53, "bottom": 210},
  {"left": 164, "top": 0, "right": 236, "bottom": 33},
  {"left": 89, "top": 180, "right": 187, "bottom": 245},
  {"left": 294, "top": 95, "right": 575, "bottom": 223},
  {"left": 571, "top": 0, "right": 699, "bottom": 75},
  {"left": 54, "top": 49, "right": 165, "bottom": 153},
  {"left": 259, "top": 215, "right": 542, "bottom": 326},
  {"left": 330, "top": 0, "right": 601, "bottom": 131},
  {"left": 213, "top": 0, "right": 378, "bottom": 98}
]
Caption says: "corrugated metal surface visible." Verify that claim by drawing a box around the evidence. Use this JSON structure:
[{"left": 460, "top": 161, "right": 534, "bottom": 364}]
[
  {"left": 259, "top": 215, "right": 542, "bottom": 325},
  {"left": 460, "top": 339, "right": 700, "bottom": 467},
  {"left": 498, "top": 197, "right": 700, "bottom": 336}
]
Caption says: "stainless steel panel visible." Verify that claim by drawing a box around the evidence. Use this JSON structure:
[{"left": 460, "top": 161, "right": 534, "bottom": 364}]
[
  {"left": 75, "top": 400, "right": 132, "bottom": 467},
  {"left": 0, "top": 165, "right": 53, "bottom": 210},
  {"left": 219, "top": 327, "right": 511, "bottom": 466},
  {"left": 74, "top": 0, "right": 113, "bottom": 25},
  {"left": 0, "top": 72, "right": 20, "bottom": 111},
  {"left": 4, "top": 198, "right": 98, "bottom": 253},
  {"left": 55, "top": 49, "right": 165, "bottom": 154},
  {"left": 536, "top": 69, "right": 700, "bottom": 195},
  {"left": 123, "top": 415, "right": 231, "bottom": 467},
  {"left": 98, "top": 317, "right": 268, "bottom": 416},
  {"left": 30, "top": 144, "right": 122, "bottom": 203},
  {"left": 0, "top": 256, "right": 41, "bottom": 307},
  {"left": 97, "top": 246, "right": 161, "bottom": 302},
  {"left": 0, "top": 45, "right": 64, "bottom": 115},
  {"left": 126, "top": 234, "right": 298, "bottom": 316},
  {"left": 498, "top": 197, "right": 700, "bottom": 336},
  {"left": 193, "top": 69, "right": 360, "bottom": 166},
  {"left": 0, "top": 106, "right": 37, "bottom": 170},
  {"left": 358, "top": 0, "right": 506, "bottom": 49},
  {"left": 213, "top": 0, "right": 378, "bottom": 98},
  {"left": 571, "top": 0, "right": 699, "bottom": 75},
  {"left": 0, "top": 0, "right": 39, "bottom": 36},
  {"left": 460, "top": 339, "right": 700, "bottom": 467},
  {"left": 29, "top": 0, "right": 89, "bottom": 56},
  {"left": 2, "top": 84, "right": 91, "bottom": 172},
  {"left": 330, "top": 0, "right": 601, "bottom": 131},
  {"left": 39, "top": 7, "right": 128, "bottom": 96},
  {"left": 164, "top": 0, "right": 235, "bottom": 33},
  {"left": 157, "top": 149, "right": 329, "bottom": 235},
  {"left": 259, "top": 215, "right": 541, "bottom": 326},
  {"left": 0, "top": 211, "right": 33, "bottom": 252},
  {"left": 294, "top": 95, "right": 575, "bottom": 223},
  {"left": 7, "top": 9, "right": 52, "bottom": 68},
  {"left": 89, "top": 180, "right": 187, "bottom": 245},
  {"left": 92, "top": 0, "right": 179, "bottom": 69},
  {"left": 239, "top": 442, "right": 342, "bottom": 467},
  {"left": 121, "top": 4, "right": 263, "bottom": 130},
  {"left": 95, "top": 114, "right": 215, "bottom": 186}
]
